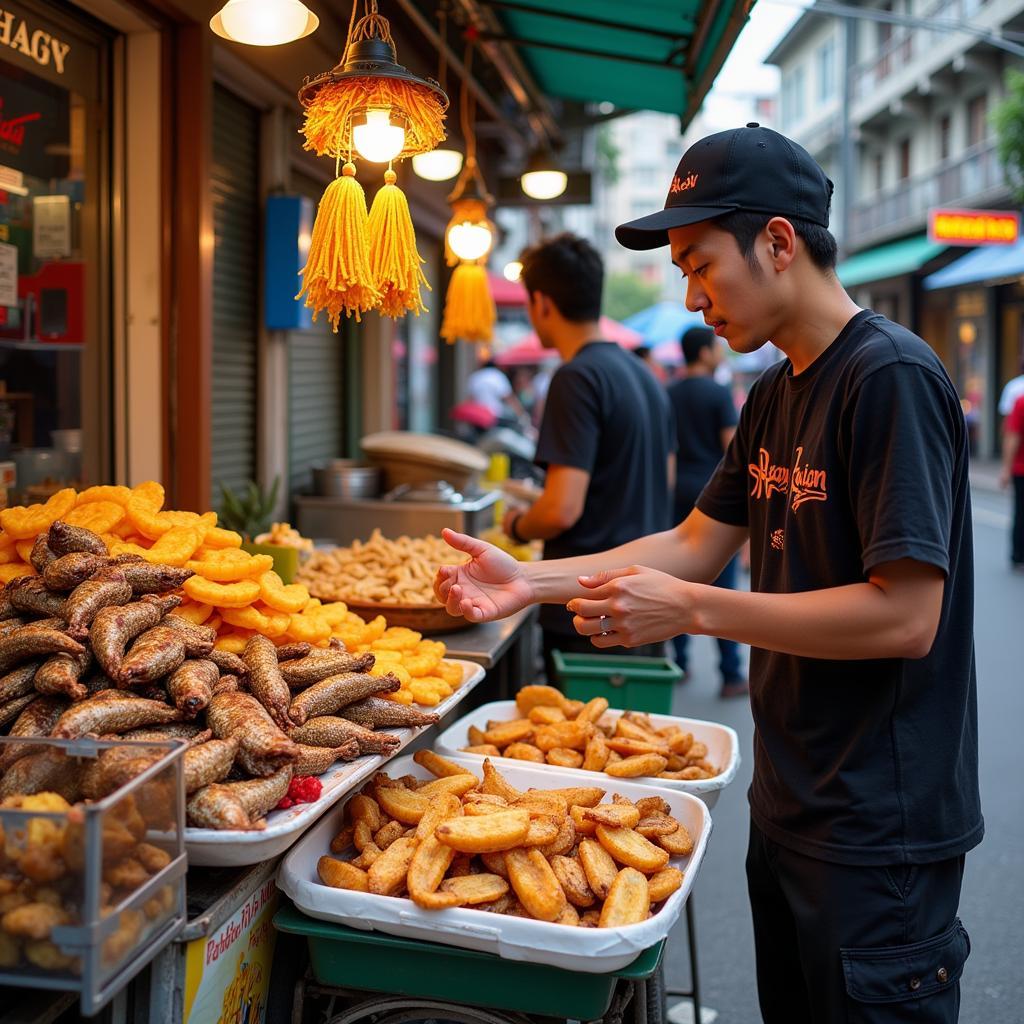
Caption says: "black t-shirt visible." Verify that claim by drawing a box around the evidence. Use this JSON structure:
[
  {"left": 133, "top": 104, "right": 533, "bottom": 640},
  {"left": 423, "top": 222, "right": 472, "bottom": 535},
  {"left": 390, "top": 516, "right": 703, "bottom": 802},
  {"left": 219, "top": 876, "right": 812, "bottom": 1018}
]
[
  {"left": 698, "top": 310, "right": 982, "bottom": 866},
  {"left": 666, "top": 375, "right": 738, "bottom": 519},
  {"left": 536, "top": 342, "right": 675, "bottom": 635}
]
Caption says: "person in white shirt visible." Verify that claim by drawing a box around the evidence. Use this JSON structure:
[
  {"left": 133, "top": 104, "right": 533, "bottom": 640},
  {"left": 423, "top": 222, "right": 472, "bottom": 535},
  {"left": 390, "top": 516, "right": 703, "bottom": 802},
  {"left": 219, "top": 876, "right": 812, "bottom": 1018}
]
[
  {"left": 466, "top": 361, "right": 524, "bottom": 421},
  {"left": 998, "top": 359, "right": 1024, "bottom": 416}
]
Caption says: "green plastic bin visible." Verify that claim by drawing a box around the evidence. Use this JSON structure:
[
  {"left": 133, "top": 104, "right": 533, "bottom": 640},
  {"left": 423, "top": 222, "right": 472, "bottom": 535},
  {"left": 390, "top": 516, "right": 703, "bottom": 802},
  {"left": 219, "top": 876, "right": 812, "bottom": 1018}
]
[
  {"left": 551, "top": 652, "right": 683, "bottom": 714},
  {"left": 240, "top": 541, "right": 299, "bottom": 583},
  {"left": 273, "top": 901, "right": 663, "bottom": 1020}
]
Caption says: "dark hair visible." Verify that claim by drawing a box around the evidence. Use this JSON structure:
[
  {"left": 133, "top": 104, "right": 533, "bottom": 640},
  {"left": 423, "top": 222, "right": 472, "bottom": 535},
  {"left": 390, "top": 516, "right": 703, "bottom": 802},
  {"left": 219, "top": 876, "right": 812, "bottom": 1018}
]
[
  {"left": 715, "top": 210, "right": 838, "bottom": 274},
  {"left": 681, "top": 326, "right": 715, "bottom": 366},
  {"left": 519, "top": 233, "right": 603, "bottom": 322}
]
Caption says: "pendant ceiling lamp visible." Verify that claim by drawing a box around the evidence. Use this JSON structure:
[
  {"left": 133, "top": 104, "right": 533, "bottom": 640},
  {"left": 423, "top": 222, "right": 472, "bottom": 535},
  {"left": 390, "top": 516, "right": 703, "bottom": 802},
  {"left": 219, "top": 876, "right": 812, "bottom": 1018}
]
[
  {"left": 296, "top": 0, "right": 449, "bottom": 328},
  {"left": 521, "top": 145, "right": 568, "bottom": 201},
  {"left": 412, "top": 6, "right": 464, "bottom": 183},
  {"left": 210, "top": 0, "right": 318, "bottom": 46},
  {"left": 441, "top": 38, "right": 496, "bottom": 345}
]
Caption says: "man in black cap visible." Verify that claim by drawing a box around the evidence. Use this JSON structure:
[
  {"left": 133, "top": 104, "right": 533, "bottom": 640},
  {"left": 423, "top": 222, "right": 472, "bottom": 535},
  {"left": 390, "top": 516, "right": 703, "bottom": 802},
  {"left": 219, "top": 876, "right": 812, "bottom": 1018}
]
[{"left": 436, "top": 124, "right": 980, "bottom": 1023}]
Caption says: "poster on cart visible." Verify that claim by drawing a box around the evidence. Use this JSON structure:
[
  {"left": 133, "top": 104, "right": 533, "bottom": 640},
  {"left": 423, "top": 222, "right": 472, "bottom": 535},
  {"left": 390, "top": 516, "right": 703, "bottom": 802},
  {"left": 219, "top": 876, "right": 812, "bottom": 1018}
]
[{"left": 183, "top": 878, "right": 278, "bottom": 1024}]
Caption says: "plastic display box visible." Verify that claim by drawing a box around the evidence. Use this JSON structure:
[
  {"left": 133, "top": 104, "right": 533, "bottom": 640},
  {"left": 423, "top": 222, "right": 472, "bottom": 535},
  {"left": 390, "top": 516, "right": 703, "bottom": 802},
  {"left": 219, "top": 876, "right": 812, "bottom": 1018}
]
[
  {"left": 552, "top": 651, "right": 684, "bottom": 714},
  {"left": 0, "top": 736, "right": 187, "bottom": 1014}
]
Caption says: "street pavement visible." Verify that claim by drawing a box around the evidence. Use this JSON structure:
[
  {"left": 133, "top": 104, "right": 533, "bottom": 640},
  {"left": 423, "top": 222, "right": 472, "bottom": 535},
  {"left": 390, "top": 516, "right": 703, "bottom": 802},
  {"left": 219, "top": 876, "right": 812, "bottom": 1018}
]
[{"left": 660, "top": 482, "right": 1024, "bottom": 1023}]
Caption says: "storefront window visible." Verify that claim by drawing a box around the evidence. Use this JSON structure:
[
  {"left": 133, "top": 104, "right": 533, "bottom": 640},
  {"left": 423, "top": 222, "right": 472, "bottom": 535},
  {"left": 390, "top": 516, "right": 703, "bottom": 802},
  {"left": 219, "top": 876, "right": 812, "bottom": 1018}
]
[
  {"left": 954, "top": 290, "right": 988, "bottom": 456},
  {"left": 0, "top": 1, "right": 107, "bottom": 503}
]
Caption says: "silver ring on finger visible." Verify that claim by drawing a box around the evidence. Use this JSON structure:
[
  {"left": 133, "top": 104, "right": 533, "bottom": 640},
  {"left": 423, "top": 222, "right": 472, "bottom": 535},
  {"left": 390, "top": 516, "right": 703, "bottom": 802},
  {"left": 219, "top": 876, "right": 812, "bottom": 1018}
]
[{"left": 600, "top": 615, "right": 612, "bottom": 636}]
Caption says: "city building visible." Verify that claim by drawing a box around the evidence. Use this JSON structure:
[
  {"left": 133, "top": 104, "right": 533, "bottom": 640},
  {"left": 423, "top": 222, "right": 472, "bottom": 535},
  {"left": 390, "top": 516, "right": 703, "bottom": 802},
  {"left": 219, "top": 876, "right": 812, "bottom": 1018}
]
[{"left": 769, "top": 0, "right": 1024, "bottom": 456}]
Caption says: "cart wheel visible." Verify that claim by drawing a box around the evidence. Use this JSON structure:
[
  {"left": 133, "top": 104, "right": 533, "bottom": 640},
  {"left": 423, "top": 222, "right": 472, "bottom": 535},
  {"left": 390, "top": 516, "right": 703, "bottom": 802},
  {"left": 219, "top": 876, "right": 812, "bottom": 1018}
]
[{"left": 324, "top": 995, "right": 532, "bottom": 1024}]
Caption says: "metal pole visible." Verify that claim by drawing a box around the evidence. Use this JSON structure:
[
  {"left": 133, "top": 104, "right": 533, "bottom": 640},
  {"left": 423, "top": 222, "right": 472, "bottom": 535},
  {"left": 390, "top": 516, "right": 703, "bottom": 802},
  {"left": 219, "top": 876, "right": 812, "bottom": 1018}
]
[{"left": 840, "top": 14, "right": 855, "bottom": 255}]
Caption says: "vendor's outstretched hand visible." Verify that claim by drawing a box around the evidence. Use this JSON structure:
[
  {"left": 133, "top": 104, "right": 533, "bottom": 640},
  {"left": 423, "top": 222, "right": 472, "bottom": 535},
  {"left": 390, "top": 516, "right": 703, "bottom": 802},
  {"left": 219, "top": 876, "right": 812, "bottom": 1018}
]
[{"left": 434, "top": 528, "right": 534, "bottom": 623}]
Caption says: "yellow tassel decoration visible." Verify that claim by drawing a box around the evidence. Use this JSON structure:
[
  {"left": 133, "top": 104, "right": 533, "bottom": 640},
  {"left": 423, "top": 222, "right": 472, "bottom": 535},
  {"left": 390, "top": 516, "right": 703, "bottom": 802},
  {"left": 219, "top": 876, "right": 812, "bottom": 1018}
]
[
  {"left": 367, "top": 167, "right": 429, "bottom": 318},
  {"left": 297, "top": 162, "right": 379, "bottom": 329},
  {"left": 440, "top": 262, "right": 495, "bottom": 344}
]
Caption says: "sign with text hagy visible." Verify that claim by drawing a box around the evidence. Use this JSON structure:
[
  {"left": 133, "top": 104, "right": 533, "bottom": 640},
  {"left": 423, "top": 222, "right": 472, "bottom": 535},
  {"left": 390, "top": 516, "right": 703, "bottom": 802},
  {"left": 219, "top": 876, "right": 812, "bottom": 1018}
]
[
  {"left": 929, "top": 208, "right": 1020, "bottom": 246},
  {"left": 183, "top": 880, "right": 278, "bottom": 1024}
]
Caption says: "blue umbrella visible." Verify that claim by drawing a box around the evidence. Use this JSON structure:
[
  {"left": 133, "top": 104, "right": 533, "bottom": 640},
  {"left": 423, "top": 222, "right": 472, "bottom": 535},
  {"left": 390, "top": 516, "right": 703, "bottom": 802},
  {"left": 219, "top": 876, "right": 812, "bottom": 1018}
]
[{"left": 623, "top": 301, "right": 707, "bottom": 347}]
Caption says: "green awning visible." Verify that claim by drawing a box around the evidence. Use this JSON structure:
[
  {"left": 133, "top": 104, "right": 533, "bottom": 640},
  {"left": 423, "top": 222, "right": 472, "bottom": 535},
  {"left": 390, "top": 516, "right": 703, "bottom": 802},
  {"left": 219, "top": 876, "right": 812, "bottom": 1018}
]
[
  {"left": 489, "top": 1, "right": 754, "bottom": 123},
  {"left": 836, "top": 235, "right": 947, "bottom": 288}
]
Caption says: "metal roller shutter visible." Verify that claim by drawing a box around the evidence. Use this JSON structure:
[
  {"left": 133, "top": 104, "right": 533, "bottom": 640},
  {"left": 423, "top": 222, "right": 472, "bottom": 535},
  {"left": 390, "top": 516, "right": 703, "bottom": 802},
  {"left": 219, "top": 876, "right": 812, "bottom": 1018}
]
[
  {"left": 210, "top": 85, "right": 259, "bottom": 499},
  {"left": 288, "top": 173, "right": 346, "bottom": 496}
]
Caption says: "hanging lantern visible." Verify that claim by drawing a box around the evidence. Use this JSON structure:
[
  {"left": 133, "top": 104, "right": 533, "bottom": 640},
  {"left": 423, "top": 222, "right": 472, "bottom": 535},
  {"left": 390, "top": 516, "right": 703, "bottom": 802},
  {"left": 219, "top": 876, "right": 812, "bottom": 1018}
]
[
  {"left": 296, "top": 1, "right": 449, "bottom": 325},
  {"left": 521, "top": 146, "right": 568, "bottom": 201},
  {"left": 210, "top": 0, "right": 318, "bottom": 46},
  {"left": 412, "top": 149, "right": 463, "bottom": 182},
  {"left": 445, "top": 172, "right": 495, "bottom": 266},
  {"left": 441, "top": 263, "right": 495, "bottom": 345}
]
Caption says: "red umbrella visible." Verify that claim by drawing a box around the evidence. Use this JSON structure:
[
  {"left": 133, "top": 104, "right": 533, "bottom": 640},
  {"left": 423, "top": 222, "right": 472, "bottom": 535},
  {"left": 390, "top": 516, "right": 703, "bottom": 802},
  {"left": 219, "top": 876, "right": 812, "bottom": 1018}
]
[
  {"left": 487, "top": 272, "right": 528, "bottom": 306},
  {"left": 495, "top": 316, "right": 642, "bottom": 366}
]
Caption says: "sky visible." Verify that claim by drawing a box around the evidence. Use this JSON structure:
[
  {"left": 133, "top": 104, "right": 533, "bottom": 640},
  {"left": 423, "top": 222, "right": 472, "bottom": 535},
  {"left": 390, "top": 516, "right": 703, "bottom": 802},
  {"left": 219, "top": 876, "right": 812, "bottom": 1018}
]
[{"left": 701, "top": 0, "right": 813, "bottom": 125}]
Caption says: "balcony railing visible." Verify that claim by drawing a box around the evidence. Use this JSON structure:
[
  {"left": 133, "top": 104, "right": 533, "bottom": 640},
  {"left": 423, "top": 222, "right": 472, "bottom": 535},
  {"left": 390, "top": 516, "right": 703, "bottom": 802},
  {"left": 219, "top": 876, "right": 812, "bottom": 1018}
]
[
  {"left": 849, "top": 139, "right": 1008, "bottom": 247},
  {"left": 851, "top": 0, "right": 991, "bottom": 106}
]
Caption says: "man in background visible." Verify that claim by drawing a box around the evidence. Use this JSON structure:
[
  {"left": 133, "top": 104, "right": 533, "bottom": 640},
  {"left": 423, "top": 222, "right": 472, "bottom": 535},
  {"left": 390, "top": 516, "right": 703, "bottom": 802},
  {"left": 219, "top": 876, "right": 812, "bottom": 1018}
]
[
  {"left": 501, "top": 233, "right": 676, "bottom": 678},
  {"left": 667, "top": 326, "right": 748, "bottom": 697}
]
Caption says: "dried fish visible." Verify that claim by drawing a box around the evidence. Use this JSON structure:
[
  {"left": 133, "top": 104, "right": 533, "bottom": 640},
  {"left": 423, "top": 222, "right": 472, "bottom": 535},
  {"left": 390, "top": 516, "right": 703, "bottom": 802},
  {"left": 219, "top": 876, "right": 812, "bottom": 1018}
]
[
  {"left": 0, "top": 622, "right": 83, "bottom": 675},
  {"left": 0, "top": 695, "right": 67, "bottom": 771},
  {"left": 52, "top": 690, "right": 181, "bottom": 738},
  {"left": 6, "top": 578, "right": 68, "bottom": 619},
  {"left": 48, "top": 520, "right": 107, "bottom": 557},
  {"left": 160, "top": 614, "right": 215, "bottom": 657},
  {"left": 288, "top": 716, "right": 401, "bottom": 756},
  {"left": 275, "top": 642, "right": 311, "bottom": 662},
  {"left": 116, "top": 563, "right": 193, "bottom": 595},
  {"left": 119, "top": 626, "right": 187, "bottom": 687},
  {"left": 288, "top": 672, "right": 400, "bottom": 726},
  {"left": 0, "top": 746, "right": 82, "bottom": 801},
  {"left": 120, "top": 724, "right": 212, "bottom": 750},
  {"left": 0, "top": 660, "right": 40, "bottom": 703},
  {"left": 243, "top": 635, "right": 293, "bottom": 730},
  {"left": 206, "top": 692, "right": 298, "bottom": 777},
  {"left": 186, "top": 764, "right": 293, "bottom": 831},
  {"left": 167, "top": 659, "right": 218, "bottom": 718},
  {"left": 0, "top": 596, "right": 21, "bottom": 622},
  {"left": 34, "top": 649, "right": 92, "bottom": 701},
  {"left": 183, "top": 737, "right": 238, "bottom": 793},
  {"left": 341, "top": 695, "right": 441, "bottom": 730},
  {"left": 279, "top": 650, "right": 375, "bottom": 689},
  {"left": 42, "top": 552, "right": 111, "bottom": 591},
  {"left": 212, "top": 675, "right": 241, "bottom": 697},
  {"left": 65, "top": 570, "right": 132, "bottom": 639},
  {"left": 29, "top": 535, "right": 58, "bottom": 574},
  {"left": 0, "top": 616, "right": 26, "bottom": 637},
  {"left": 90, "top": 596, "right": 179, "bottom": 679},
  {"left": 292, "top": 741, "right": 359, "bottom": 775},
  {"left": 208, "top": 649, "right": 247, "bottom": 678},
  {"left": 0, "top": 693, "right": 38, "bottom": 729}
]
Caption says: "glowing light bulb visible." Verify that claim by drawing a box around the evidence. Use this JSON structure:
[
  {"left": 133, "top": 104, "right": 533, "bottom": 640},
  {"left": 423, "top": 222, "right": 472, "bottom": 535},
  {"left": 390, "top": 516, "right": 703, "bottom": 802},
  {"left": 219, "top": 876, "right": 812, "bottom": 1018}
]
[
  {"left": 521, "top": 169, "right": 568, "bottom": 201},
  {"left": 448, "top": 221, "right": 493, "bottom": 262},
  {"left": 503, "top": 261, "right": 523, "bottom": 282},
  {"left": 211, "top": 0, "right": 317, "bottom": 46},
  {"left": 353, "top": 109, "right": 406, "bottom": 163},
  {"left": 412, "top": 149, "right": 464, "bottom": 182}
]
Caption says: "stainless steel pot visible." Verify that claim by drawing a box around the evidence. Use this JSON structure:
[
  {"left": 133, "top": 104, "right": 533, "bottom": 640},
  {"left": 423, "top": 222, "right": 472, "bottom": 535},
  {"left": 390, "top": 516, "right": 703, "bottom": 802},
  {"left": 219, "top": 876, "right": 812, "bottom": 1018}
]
[{"left": 312, "top": 460, "right": 381, "bottom": 499}]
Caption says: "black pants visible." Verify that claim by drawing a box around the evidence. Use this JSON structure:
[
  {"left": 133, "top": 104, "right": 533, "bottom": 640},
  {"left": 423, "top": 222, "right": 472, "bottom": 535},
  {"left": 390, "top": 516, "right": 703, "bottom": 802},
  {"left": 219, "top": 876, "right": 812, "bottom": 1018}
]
[
  {"left": 746, "top": 819, "right": 970, "bottom": 1024},
  {"left": 1012, "top": 474, "right": 1024, "bottom": 565},
  {"left": 541, "top": 630, "right": 665, "bottom": 687}
]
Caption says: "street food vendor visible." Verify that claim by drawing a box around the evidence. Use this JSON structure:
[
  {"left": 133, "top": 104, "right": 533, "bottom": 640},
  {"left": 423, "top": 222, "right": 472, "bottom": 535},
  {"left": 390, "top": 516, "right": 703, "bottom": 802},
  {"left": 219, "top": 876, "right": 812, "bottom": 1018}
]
[{"left": 435, "top": 124, "right": 981, "bottom": 1024}]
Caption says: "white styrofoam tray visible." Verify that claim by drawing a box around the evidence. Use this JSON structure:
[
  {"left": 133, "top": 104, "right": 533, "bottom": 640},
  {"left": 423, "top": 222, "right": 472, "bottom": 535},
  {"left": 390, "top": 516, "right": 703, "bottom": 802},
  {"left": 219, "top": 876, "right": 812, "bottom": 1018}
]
[
  {"left": 185, "top": 660, "right": 485, "bottom": 866},
  {"left": 434, "top": 701, "right": 740, "bottom": 810},
  {"left": 278, "top": 752, "right": 713, "bottom": 973}
]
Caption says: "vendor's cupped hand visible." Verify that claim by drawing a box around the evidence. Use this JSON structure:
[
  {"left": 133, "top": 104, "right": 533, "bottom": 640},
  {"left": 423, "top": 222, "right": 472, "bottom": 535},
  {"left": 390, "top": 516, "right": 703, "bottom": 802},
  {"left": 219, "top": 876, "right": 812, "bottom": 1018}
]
[
  {"left": 434, "top": 528, "right": 535, "bottom": 622},
  {"left": 568, "top": 565, "right": 696, "bottom": 648}
]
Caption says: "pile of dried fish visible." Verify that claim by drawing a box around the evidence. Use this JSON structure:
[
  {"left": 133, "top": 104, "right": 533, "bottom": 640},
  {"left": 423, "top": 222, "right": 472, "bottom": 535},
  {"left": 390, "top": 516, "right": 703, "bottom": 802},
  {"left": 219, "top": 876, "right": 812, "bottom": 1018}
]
[{"left": 0, "top": 520, "right": 442, "bottom": 830}]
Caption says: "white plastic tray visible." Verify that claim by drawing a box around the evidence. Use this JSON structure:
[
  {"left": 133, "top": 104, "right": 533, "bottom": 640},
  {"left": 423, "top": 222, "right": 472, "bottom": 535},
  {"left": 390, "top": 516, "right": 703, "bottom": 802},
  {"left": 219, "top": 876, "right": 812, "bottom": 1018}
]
[
  {"left": 435, "top": 701, "right": 740, "bottom": 809},
  {"left": 185, "top": 660, "right": 485, "bottom": 866},
  {"left": 278, "top": 752, "right": 713, "bottom": 974}
]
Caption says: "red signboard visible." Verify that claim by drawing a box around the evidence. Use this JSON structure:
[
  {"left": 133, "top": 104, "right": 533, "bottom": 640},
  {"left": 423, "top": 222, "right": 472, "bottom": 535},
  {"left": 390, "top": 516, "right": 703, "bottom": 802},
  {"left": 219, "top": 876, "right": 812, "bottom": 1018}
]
[{"left": 928, "top": 208, "right": 1020, "bottom": 246}]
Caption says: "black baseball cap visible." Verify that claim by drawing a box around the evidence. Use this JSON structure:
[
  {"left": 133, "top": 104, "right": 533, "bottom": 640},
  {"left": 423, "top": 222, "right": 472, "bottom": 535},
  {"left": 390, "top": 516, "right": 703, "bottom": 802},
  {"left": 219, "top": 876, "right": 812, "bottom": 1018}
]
[{"left": 615, "top": 123, "right": 834, "bottom": 251}]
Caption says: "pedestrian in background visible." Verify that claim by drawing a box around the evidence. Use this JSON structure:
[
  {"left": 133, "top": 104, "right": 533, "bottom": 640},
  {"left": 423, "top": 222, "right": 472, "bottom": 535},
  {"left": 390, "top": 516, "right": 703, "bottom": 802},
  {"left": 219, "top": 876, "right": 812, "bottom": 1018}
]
[
  {"left": 668, "top": 326, "right": 748, "bottom": 697},
  {"left": 500, "top": 233, "right": 676, "bottom": 680},
  {"left": 998, "top": 356, "right": 1024, "bottom": 417},
  {"left": 1000, "top": 390, "right": 1024, "bottom": 571}
]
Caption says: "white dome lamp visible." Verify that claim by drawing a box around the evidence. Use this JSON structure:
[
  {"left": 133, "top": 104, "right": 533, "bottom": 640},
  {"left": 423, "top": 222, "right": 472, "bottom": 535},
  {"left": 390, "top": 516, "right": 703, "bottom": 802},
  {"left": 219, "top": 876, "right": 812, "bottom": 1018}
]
[
  {"left": 521, "top": 146, "right": 567, "bottom": 201},
  {"left": 210, "top": 0, "right": 318, "bottom": 46}
]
